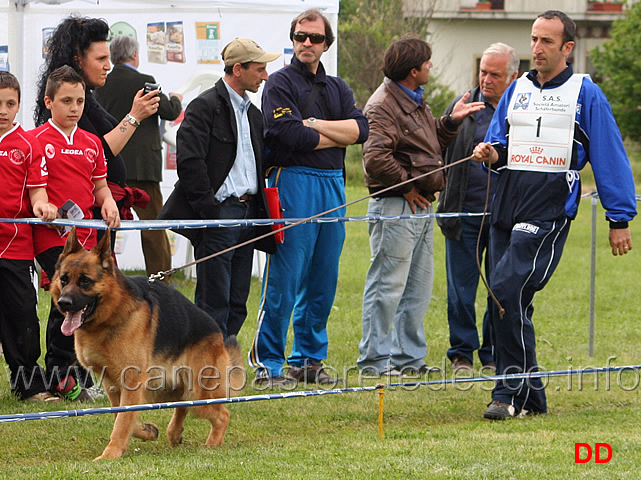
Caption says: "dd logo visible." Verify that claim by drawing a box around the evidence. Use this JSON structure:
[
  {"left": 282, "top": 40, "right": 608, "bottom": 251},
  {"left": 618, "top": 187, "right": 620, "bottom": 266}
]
[{"left": 574, "top": 443, "right": 612, "bottom": 463}]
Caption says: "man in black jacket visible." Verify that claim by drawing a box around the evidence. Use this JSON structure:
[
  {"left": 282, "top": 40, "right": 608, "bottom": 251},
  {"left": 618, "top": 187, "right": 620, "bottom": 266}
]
[
  {"left": 436, "top": 43, "right": 518, "bottom": 374},
  {"left": 96, "top": 35, "right": 183, "bottom": 279},
  {"left": 159, "top": 38, "right": 279, "bottom": 338}
]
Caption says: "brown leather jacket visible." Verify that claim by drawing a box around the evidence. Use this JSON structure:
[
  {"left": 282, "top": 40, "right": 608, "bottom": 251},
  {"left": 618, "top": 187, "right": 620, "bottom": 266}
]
[{"left": 363, "top": 78, "right": 459, "bottom": 201}]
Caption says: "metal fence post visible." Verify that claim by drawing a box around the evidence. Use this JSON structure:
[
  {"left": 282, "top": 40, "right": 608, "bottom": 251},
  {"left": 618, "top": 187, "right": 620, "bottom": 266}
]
[{"left": 589, "top": 194, "right": 597, "bottom": 357}]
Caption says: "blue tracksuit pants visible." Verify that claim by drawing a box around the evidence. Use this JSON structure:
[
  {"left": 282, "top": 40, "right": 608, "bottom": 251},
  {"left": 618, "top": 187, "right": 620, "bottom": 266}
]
[
  {"left": 488, "top": 217, "right": 570, "bottom": 414},
  {"left": 249, "top": 166, "right": 346, "bottom": 377}
]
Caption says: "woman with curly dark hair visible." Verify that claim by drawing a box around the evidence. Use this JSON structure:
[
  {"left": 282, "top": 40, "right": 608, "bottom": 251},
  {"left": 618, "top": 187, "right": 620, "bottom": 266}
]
[
  {"left": 33, "top": 16, "right": 159, "bottom": 401},
  {"left": 34, "top": 16, "right": 159, "bottom": 188}
]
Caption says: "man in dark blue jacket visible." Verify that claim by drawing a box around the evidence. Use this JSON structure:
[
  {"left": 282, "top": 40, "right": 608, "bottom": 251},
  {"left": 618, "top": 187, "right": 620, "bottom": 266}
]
[
  {"left": 474, "top": 11, "right": 636, "bottom": 420},
  {"left": 436, "top": 43, "right": 519, "bottom": 374},
  {"left": 159, "top": 38, "right": 278, "bottom": 338},
  {"left": 248, "top": 8, "right": 369, "bottom": 387}
]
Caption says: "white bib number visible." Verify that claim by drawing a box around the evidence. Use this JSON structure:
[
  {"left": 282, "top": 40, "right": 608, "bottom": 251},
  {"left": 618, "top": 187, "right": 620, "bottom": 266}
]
[{"left": 507, "top": 74, "right": 587, "bottom": 173}]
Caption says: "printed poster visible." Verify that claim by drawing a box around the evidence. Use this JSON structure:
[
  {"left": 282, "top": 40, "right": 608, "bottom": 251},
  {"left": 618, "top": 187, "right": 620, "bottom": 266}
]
[
  {"left": 0, "top": 46, "right": 8, "bottom": 72},
  {"left": 282, "top": 47, "right": 294, "bottom": 67},
  {"left": 196, "top": 22, "right": 221, "bottom": 64},
  {"left": 166, "top": 21, "right": 185, "bottom": 63},
  {"left": 42, "top": 28, "right": 55, "bottom": 58},
  {"left": 110, "top": 21, "right": 137, "bottom": 40},
  {"left": 165, "top": 111, "right": 184, "bottom": 170},
  {"left": 147, "top": 22, "right": 167, "bottom": 64}
]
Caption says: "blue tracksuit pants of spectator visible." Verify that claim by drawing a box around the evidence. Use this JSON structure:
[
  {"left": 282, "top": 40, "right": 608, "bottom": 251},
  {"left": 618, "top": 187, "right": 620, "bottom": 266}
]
[
  {"left": 488, "top": 217, "right": 570, "bottom": 414},
  {"left": 249, "top": 166, "right": 346, "bottom": 377}
]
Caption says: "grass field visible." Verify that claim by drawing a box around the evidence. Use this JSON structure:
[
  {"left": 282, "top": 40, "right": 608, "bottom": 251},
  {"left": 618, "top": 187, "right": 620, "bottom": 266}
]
[{"left": 1, "top": 153, "right": 641, "bottom": 478}]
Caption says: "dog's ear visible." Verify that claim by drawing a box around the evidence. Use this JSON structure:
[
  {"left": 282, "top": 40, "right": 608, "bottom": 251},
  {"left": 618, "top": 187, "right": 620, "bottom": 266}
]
[
  {"left": 93, "top": 228, "right": 114, "bottom": 269},
  {"left": 61, "top": 227, "right": 84, "bottom": 257}
]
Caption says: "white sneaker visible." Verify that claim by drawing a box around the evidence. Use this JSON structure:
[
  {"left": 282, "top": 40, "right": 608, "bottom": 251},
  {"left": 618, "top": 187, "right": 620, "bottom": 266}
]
[{"left": 86, "top": 385, "right": 106, "bottom": 400}]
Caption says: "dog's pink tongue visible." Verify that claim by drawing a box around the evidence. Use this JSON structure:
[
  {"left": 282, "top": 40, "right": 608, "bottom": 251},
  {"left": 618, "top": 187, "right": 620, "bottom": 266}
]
[{"left": 61, "top": 311, "right": 83, "bottom": 336}]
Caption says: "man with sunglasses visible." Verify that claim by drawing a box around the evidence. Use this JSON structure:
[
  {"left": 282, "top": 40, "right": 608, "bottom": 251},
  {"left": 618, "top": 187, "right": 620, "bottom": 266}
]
[{"left": 249, "top": 8, "right": 369, "bottom": 387}]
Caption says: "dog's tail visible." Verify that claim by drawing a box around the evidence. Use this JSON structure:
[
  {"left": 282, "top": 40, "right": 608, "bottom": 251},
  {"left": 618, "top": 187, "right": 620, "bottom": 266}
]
[{"left": 224, "top": 335, "right": 245, "bottom": 392}]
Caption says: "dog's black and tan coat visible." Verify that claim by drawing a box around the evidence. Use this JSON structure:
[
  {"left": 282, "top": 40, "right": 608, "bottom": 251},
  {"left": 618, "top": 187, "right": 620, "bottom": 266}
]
[{"left": 50, "top": 228, "right": 244, "bottom": 461}]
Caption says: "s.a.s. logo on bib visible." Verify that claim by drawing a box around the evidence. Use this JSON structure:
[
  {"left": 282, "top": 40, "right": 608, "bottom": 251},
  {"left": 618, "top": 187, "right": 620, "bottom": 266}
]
[{"left": 513, "top": 92, "right": 531, "bottom": 111}]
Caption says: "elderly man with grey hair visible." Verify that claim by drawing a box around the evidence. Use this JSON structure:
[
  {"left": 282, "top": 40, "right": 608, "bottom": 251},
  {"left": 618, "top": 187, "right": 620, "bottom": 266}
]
[
  {"left": 96, "top": 35, "right": 183, "bottom": 280},
  {"left": 436, "top": 42, "right": 519, "bottom": 374}
]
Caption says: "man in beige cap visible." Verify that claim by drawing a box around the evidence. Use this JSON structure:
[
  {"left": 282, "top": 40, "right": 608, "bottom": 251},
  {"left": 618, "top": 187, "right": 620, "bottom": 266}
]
[{"left": 159, "top": 38, "right": 280, "bottom": 338}]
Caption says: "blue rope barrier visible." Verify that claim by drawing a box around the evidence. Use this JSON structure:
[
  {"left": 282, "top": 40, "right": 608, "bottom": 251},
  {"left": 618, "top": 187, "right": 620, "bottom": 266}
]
[
  {"left": 0, "top": 212, "right": 490, "bottom": 231},
  {"left": 581, "top": 192, "right": 641, "bottom": 201},
  {"left": 2, "top": 365, "right": 639, "bottom": 424},
  {"left": 0, "top": 385, "right": 381, "bottom": 424},
  {"left": 3, "top": 194, "right": 638, "bottom": 231},
  {"left": 384, "top": 364, "right": 641, "bottom": 388}
]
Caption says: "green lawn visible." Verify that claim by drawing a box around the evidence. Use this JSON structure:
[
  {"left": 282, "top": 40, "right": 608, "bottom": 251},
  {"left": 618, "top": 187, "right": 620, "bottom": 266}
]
[{"left": 1, "top": 157, "right": 641, "bottom": 478}]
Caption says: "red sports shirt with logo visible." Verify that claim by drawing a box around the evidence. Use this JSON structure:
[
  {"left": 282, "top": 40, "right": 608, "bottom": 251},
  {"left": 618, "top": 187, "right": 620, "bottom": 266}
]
[
  {"left": 0, "top": 123, "right": 48, "bottom": 260},
  {"left": 31, "top": 120, "right": 107, "bottom": 255}
]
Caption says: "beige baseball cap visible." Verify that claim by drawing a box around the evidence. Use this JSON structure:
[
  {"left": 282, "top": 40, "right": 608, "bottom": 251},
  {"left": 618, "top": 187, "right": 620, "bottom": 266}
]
[{"left": 221, "top": 38, "right": 281, "bottom": 66}]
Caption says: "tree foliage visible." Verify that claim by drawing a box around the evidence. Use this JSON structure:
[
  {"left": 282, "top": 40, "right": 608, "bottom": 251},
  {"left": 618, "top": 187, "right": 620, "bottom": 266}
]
[
  {"left": 591, "top": 2, "right": 641, "bottom": 140},
  {"left": 338, "top": 0, "right": 453, "bottom": 116}
]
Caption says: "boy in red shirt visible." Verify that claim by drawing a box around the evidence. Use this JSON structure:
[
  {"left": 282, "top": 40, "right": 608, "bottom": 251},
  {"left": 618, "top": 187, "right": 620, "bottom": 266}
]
[
  {"left": 0, "top": 71, "right": 58, "bottom": 402},
  {"left": 31, "top": 66, "right": 120, "bottom": 401}
]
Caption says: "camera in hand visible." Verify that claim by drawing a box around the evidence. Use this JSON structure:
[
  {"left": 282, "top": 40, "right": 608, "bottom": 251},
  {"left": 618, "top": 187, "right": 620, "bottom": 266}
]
[{"left": 144, "top": 82, "right": 161, "bottom": 96}]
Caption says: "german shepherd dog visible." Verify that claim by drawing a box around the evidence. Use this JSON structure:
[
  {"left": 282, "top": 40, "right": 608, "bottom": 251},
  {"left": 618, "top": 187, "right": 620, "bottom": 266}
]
[{"left": 50, "top": 228, "right": 244, "bottom": 461}]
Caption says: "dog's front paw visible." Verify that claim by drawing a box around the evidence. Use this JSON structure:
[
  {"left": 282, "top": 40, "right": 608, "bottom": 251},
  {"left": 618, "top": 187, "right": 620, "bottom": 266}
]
[
  {"left": 93, "top": 445, "right": 125, "bottom": 461},
  {"left": 168, "top": 434, "right": 184, "bottom": 447}
]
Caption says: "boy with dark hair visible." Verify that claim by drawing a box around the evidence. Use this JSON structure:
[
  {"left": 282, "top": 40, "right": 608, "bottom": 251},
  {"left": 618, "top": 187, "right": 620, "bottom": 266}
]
[
  {"left": 0, "top": 71, "right": 58, "bottom": 402},
  {"left": 31, "top": 65, "right": 120, "bottom": 401}
]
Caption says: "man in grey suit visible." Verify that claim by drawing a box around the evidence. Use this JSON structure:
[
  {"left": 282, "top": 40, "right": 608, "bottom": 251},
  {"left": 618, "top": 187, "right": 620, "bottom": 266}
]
[{"left": 96, "top": 35, "right": 183, "bottom": 278}]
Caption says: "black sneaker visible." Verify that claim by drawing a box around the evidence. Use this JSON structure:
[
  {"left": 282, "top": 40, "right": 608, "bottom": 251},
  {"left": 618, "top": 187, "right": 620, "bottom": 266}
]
[
  {"left": 56, "top": 376, "right": 95, "bottom": 402},
  {"left": 484, "top": 400, "right": 516, "bottom": 420}
]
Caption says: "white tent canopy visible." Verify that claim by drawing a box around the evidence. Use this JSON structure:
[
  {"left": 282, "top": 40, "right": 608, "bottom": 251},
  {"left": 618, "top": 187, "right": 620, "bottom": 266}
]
[
  {"left": 1, "top": 0, "right": 339, "bottom": 128},
  {"left": 0, "top": 0, "right": 339, "bottom": 270}
]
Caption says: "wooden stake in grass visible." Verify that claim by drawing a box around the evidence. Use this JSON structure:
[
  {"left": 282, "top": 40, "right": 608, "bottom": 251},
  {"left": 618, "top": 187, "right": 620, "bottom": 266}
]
[{"left": 378, "top": 385, "right": 384, "bottom": 441}]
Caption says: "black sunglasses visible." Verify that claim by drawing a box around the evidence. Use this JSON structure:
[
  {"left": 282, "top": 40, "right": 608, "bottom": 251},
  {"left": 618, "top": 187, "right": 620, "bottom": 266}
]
[{"left": 292, "top": 31, "right": 326, "bottom": 44}]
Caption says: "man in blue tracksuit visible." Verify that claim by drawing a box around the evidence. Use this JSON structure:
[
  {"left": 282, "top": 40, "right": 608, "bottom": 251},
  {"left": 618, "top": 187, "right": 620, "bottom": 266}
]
[
  {"left": 248, "top": 8, "right": 369, "bottom": 387},
  {"left": 474, "top": 10, "right": 636, "bottom": 420}
]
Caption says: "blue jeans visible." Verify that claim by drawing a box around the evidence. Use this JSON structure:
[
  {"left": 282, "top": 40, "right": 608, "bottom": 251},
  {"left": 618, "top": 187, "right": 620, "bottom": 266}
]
[
  {"left": 358, "top": 196, "right": 434, "bottom": 373},
  {"left": 248, "top": 167, "right": 346, "bottom": 377},
  {"left": 193, "top": 197, "right": 257, "bottom": 338},
  {"left": 445, "top": 215, "right": 494, "bottom": 366}
]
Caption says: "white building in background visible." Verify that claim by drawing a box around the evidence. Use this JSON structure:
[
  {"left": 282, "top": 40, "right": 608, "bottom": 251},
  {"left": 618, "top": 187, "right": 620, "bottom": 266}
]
[{"left": 406, "top": 0, "right": 637, "bottom": 95}]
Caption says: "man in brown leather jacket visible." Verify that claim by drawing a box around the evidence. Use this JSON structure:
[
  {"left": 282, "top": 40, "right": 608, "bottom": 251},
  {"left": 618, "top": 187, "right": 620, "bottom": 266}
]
[{"left": 357, "top": 36, "right": 484, "bottom": 376}]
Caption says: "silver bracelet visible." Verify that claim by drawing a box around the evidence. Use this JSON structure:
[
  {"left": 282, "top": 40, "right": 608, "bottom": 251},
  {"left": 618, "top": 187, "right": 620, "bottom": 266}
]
[{"left": 125, "top": 113, "right": 140, "bottom": 128}]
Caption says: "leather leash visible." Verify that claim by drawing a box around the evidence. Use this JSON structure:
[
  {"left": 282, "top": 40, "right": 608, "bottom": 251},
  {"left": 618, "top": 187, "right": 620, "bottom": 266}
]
[
  {"left": 149, "top": 155, "right": 476, "bottom": 282},
  {"left": 476, "top": 156, "right": 505, "bottom": 319}
]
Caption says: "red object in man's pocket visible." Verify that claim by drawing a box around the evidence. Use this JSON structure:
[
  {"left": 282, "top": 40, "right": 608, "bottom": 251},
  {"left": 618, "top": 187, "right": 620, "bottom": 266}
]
[{"left": 264, "top": 187, "right": 285, "bottom": 244}]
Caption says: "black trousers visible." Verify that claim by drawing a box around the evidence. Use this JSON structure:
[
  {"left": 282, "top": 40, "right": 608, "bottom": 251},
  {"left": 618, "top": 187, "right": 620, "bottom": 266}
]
[
  {"left": 192, "top": 197, "right": 257, "bottom": 338},
  {"left": 0, "top": 258, "right": 48, "bottom": 398},
  {"left": 37, "top": 247, "right": 94, "bottom": 389}
]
